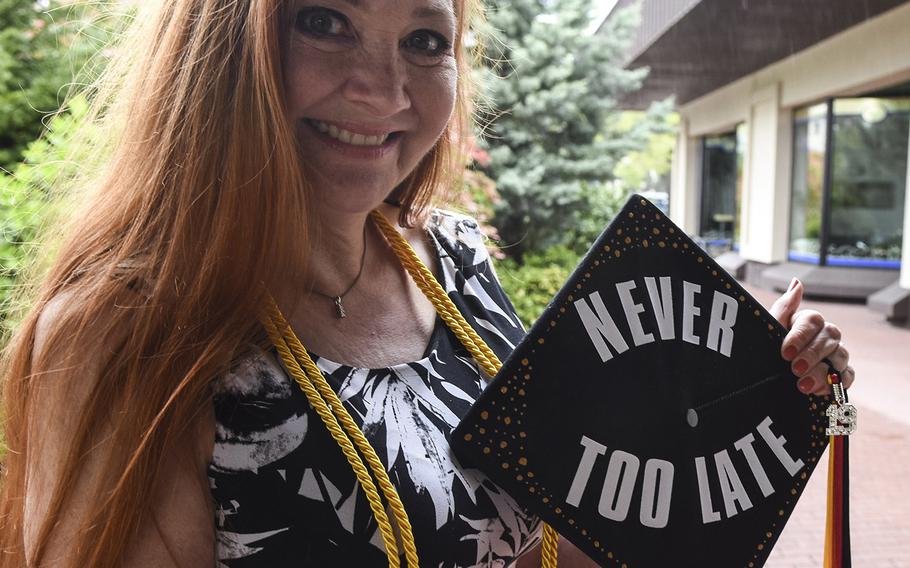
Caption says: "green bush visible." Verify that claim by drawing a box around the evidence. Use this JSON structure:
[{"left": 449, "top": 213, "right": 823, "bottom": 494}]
[
  {"left": 496, "top": 245, "right": 583, "bottom": 328},
  {"left": 0, "top": 1, "right": 119, "bottom": 168},
  {"left": 1, "top": 0, "right": 126, "bottom": 339},
  {"left": 0, "top": 95, "right": 90, "bottom": 338}
]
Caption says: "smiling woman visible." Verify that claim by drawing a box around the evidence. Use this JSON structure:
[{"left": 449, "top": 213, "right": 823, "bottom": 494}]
[
  {"left": 0, "top": 0, "right": 549, "bottom": 565},
  {"left": 0, "top": 0, "right": 855, "bottom": 567}
]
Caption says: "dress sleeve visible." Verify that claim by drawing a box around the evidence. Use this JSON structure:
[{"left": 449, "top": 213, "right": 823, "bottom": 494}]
[{"left": 427, "top": 210, "right": 527, "bottom": 363}]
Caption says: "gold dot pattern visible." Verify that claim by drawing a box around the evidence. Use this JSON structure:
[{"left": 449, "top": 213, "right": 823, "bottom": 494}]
[{"left": 459, "top": 198, "right": 830, "bottom": 567}]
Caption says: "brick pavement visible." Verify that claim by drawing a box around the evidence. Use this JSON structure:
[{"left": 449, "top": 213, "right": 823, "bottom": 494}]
[
  {"left": 744, "top": 286, "right": 910, "bottom": 568},
  {"left": 765, "top": 406, "right": 910, "bottom": 567}
]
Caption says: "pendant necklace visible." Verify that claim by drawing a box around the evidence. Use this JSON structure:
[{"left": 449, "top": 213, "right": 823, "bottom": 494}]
[{"left": 313, "top": 222, "right": 368, "bottom": 318}]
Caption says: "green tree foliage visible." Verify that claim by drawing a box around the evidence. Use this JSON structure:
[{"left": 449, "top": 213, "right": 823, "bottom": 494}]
[
  {"left": 0, "top": 96, "right": 93, "bottom": 336},
  {"left": 0, "top": 1, "right": 105, "bottom": 168},
  {"left": 613, "top": 111, "right": 678, "bottom": 194},
  {"left": 0, "top": 0, "right": 47, "bottom": 167},
  {"left": 479, "top": 0, "right": 670, "bottom": 258},
  {"left": 0, "top": 1, "right": 123, "bottom": 335}
]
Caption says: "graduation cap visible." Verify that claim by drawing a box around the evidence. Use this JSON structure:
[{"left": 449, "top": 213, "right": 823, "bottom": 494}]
[{"left": 452, "top": 195, "right": 840, "bottom": 568}]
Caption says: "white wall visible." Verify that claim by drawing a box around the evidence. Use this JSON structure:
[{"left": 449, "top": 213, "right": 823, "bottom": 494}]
[
  {"left": 669, "top": 117, "right": 699, "bottom": 233},
  {"left": 738, "top": 85, "right": 793, "bottom": 264},
  {"left": 903, "top": 124, "right": 910, "bottom": 290},
  {"left": 672, "top": 1, "right": 910, "bottom": 270}
]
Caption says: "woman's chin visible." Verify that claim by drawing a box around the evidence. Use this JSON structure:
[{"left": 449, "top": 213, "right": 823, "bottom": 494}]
[{"left": 313, "top": 189, "right": 397, "bottom": 218}]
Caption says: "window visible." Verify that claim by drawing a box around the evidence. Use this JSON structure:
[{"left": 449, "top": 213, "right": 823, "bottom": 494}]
[
  {"left": 789, "top": 104, "right": 828, "bottom": 263},
  {"left": 789, "top": 97, "right": 910, "bottom": 268},
  {"left": 700, "top": 124, "right": 746, "bottom": 251}
]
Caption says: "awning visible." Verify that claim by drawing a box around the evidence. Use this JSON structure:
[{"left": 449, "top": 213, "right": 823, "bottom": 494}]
[{"left": 607, "top": 0, "right": 910, "bottom": 108}]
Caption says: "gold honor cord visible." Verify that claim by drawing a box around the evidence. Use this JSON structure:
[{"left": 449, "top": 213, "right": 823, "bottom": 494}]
[
  {"left": 261, "top": 306, "right": 416, "bottom": 568},
  {"left": 262, "top": 210, "right": 560, "bottom": 568},
  {"left": 369, "top": 210, "right": 560, "bottom": 567}
]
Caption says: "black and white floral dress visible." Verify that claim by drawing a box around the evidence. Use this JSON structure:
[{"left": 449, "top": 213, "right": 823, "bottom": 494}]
[{"left": 209, "top": 211, "right": 542, "bottom": 567}]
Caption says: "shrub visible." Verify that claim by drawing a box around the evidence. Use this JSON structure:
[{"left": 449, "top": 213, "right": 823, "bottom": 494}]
[{"left": 496, "top": 245, "right": 583, "bottom": 328}]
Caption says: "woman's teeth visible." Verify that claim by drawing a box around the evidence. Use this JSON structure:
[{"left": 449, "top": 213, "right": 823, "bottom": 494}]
[{"left": 310, "top": 120, "right": 389, "bottom": 146}]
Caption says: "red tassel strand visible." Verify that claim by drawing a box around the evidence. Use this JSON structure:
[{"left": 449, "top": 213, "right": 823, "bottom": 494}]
[{"left": 823, "top": 370, "right": 852, "bottom": 568}]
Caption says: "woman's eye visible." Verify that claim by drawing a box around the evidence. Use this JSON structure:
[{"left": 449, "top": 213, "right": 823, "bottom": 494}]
[
  {"left": 403, "top": 30, "right": 451, "bottom": 57},
  {"left": 295, "top": 7, "right": 350, "bottom": 37}
]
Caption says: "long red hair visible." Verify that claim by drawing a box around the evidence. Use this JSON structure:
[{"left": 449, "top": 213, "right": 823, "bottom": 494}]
[{"left": 0, "top": 0, "right": 482, "bottom": 566}]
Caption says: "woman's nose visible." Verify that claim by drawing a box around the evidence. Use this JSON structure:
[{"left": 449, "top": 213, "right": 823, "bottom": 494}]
[{"left": 341, "top": 46, "right": 411, "bottom": 118}]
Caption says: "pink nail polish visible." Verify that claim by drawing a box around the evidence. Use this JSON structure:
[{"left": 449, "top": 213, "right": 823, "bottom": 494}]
[
  {"left": 798, "top": 377, "right": 814, "bottom": 393},
  {"left": 783, "top": 346, "right": 797, "bottom": 360},
  {"left": 788, "top": 277, "right": 798, "bottom": 291},
  {"left": 794, "top": 359, "right": 808, "bottom": 374}
]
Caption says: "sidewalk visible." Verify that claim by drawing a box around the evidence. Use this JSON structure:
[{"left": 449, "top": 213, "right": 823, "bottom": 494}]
[{"left": 745, "top": 286, "right": 910, "bottom": 567}]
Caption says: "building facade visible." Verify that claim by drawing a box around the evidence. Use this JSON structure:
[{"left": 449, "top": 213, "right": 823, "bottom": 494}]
[{"left": 605, "top": 0, "right": 910, "bottom": 320}]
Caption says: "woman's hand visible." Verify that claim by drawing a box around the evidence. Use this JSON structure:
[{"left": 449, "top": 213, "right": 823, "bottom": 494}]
[{"left": 768, "top": 278, "right": 855, "bottom": 395}]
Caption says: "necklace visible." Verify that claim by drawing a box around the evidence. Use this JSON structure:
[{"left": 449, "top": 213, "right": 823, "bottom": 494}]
[{"left": 312, "top": 221, "right": 368, "bottom": 318}]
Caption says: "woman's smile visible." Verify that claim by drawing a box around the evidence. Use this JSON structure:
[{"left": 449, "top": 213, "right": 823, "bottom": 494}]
[{"left": 302, "top": 118, "right": 404, "bottom": 159}]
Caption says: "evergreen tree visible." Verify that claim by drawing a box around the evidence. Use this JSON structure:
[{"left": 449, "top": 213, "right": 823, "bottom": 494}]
[{"left": 479, "top": 0, "right": 668, "bottom": 258}]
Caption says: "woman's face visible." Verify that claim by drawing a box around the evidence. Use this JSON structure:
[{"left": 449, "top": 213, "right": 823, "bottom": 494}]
[{"left": 284, "top": 0, "right": 458, "bottom": 215}]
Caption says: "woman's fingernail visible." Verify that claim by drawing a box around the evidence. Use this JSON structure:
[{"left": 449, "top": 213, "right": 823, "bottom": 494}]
[
  {"left": 794, "top": 359, "right": 808, "bottom": 374},
  {"left": 788, "top": 277, "right": 800, "bottom": 292},
  {"left": 783, "top": 346, "right": 797, "bottom": 360},
  {"left": 798, "top": 377, "right": 814, "bottom": 393}
]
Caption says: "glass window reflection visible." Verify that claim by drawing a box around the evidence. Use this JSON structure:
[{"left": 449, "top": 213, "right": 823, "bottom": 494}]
[
  {"left": 789, "top": 103, "right": 828, "bottom": 263},
  {"left": 699, "top": 124, "right": 746, "bottom": 251},
  {"left": 789, "top": 97, "right": 909, "bottom": 268},
  {"left": 829, "top": 98, "right": 909, "bottom": 267}
]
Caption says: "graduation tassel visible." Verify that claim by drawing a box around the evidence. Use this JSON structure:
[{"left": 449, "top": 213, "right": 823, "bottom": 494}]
[{"left": 823, "top": 367, "right": 855, "bottom": 568}]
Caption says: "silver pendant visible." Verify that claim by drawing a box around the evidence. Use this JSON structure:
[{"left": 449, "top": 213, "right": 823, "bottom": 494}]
[
  {"left": 826, "top": 403, "right": 857, "bottom": 436},
  {"left": 333, "top": 296, "right": 346, "bottom": 319}
]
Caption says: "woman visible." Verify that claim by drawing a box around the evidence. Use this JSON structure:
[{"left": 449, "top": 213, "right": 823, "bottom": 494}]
[{"left": 0, "top": 0, "right": 853, "bottom": 566}]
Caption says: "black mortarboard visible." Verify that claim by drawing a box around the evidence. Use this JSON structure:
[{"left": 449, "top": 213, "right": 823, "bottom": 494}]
[{"left": 452, "top": 195, "right": 831, "bottom": 567}]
